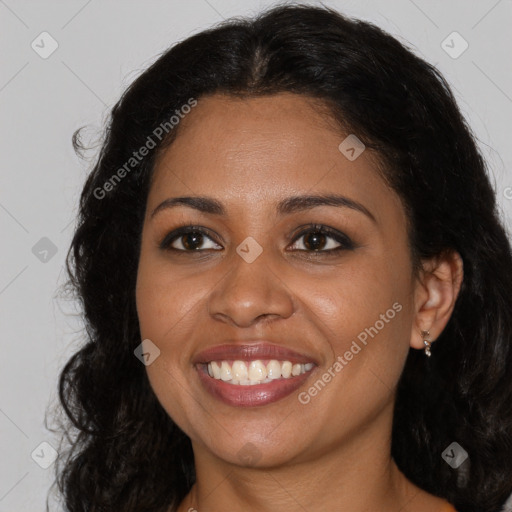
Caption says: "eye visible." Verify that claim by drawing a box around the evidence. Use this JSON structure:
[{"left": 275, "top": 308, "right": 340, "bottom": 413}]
[
  {"left": 288, "top": 224, "right": 354, "bottom": 253},
  {"left": 159, "top": 223, "right": 354, "bottom": 255},
  {"left": 159, "top": 226, "right": 222, "bottom": 252}
]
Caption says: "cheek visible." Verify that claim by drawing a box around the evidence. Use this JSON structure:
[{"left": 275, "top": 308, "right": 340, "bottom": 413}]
[
  {"left": 135, "top": 249, "right": 203, "bottom": 343},
  {"left": 135, "top": 253, "right": 206, "bottom": 433},
  {"left": 301, "top": 250, "right": 412, "bottom": 382},
  {"left": 293, "top": 262, "right": 412, "bottom": 430},
  {"left": 136, "top": 266, "right": 169, "bottom": 342}
]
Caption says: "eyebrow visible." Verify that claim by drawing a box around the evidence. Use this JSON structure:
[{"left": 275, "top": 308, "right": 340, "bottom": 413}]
[{"left": 150, "top": 194, "right": 376, "bottom": 223}]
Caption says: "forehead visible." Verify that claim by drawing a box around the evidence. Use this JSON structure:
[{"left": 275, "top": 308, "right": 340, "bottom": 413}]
[{"left": 149, "top": 93, "right": 401, "bottom": 223}]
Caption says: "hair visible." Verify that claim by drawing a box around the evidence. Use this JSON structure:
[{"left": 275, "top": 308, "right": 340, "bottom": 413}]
[{"left": 52, "top": 3, "right": 512, "bottom": 512}]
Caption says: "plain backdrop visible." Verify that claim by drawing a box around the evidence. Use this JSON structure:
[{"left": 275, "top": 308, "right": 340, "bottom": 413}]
[{"left": 1, "top": 1, "right": 511, "bottom": 510}]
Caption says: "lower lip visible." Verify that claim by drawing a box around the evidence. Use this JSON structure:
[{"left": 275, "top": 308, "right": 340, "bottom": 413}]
[{"left": 196, "top": 364, "right": 313, "bottom": 407}]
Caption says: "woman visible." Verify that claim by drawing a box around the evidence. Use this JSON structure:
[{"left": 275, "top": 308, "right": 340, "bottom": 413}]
[{"left": 54, "top": 4, "right": 512, "bottom": 512}]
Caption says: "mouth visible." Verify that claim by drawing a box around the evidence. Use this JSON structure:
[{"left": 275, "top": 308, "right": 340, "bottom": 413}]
[{"left": 193, "top": 343, "right": 317, "bottom": 407}]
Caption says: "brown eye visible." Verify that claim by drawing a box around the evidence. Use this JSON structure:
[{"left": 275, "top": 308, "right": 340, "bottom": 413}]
[
  {"left": 160, "top": 226, "right": 222, "bottom": 252},
  {"left": 289, "top": 224, "right": 354, "bottom": 253},
  {"left": 180, "top": 232, "right": 206, "bottom": 250},
  {"left": 302, "top": 232, "right": 329, "bottom": 251}
]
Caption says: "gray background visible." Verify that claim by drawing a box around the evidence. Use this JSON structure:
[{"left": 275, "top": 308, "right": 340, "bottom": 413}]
[{"left": 1, "top": 0, "right": 511, "bottom": 510}]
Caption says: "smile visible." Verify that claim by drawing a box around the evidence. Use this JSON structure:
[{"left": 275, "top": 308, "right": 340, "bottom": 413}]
[
  {"left": 193, "top": 342, "right": 318, "bottom": 407},
  {"left": 206, "top": 359, "right": 315, "bottom": 384}
]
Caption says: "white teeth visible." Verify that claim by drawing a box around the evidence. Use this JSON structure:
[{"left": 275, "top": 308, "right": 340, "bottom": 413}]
[
  {"left": 281, "top": 361, "right": 292, "bottom": 378},
  {"left": 211, "top": 361, "right": 221, "bottom": 379},
  {"left": 248, "top": 360, "right": 267, "bottom": 381},
  {"left": 205, "top": 359, "right": 314, "bottom": 385},
  {"left": 220, "top": 361, "right": 232, "bottom": 381},
  {"left": 291, "top": 364, "right": 302, "bottom": 376},
  {"left": 266, "top": 360, "right": 281, "bottom": 379},
  {"left": 232, "top": 360, "right": 248, "bottom": 381}
]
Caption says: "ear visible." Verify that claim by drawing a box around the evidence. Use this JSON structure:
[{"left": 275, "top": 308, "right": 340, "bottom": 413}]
[{"left": 410, "top": 250, "right": 464, "bottom": 351}]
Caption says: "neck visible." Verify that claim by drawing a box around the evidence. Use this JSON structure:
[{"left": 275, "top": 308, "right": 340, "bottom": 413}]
[{"left": 176, "top": 402, "right": 436, "bottom": 512}]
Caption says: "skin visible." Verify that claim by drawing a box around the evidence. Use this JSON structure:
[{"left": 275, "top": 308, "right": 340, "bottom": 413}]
[{"left": 135, "top": 93, "right": 464, "bottom": 512}]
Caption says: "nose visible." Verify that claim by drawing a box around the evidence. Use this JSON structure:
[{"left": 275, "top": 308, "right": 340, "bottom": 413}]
[{"left": 207, "top": 247, "right": 294, "bottom": 328}]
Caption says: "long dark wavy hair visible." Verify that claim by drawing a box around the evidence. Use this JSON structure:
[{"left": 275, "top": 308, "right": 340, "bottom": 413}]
[{"left": 51, "top": 4, "right": 512, "bottom": 512}]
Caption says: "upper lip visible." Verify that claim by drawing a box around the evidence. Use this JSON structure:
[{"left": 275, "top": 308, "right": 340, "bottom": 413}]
[{"left": 192, "top": 341, "right": 318, "bottom": 365}]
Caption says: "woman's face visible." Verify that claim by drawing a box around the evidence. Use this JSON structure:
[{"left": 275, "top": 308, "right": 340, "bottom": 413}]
[{"left": 136, "top": 92, "right": 418, "bottom": 467}]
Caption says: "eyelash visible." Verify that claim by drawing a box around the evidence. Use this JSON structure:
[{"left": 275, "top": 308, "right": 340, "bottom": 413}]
[{"left": 159, "top": 223, "right": 355, "bottom": 256}]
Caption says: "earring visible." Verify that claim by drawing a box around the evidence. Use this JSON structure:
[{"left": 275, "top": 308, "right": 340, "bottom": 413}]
[{"left": 421, "top": 330, "right": 432, "bottom": 357}]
